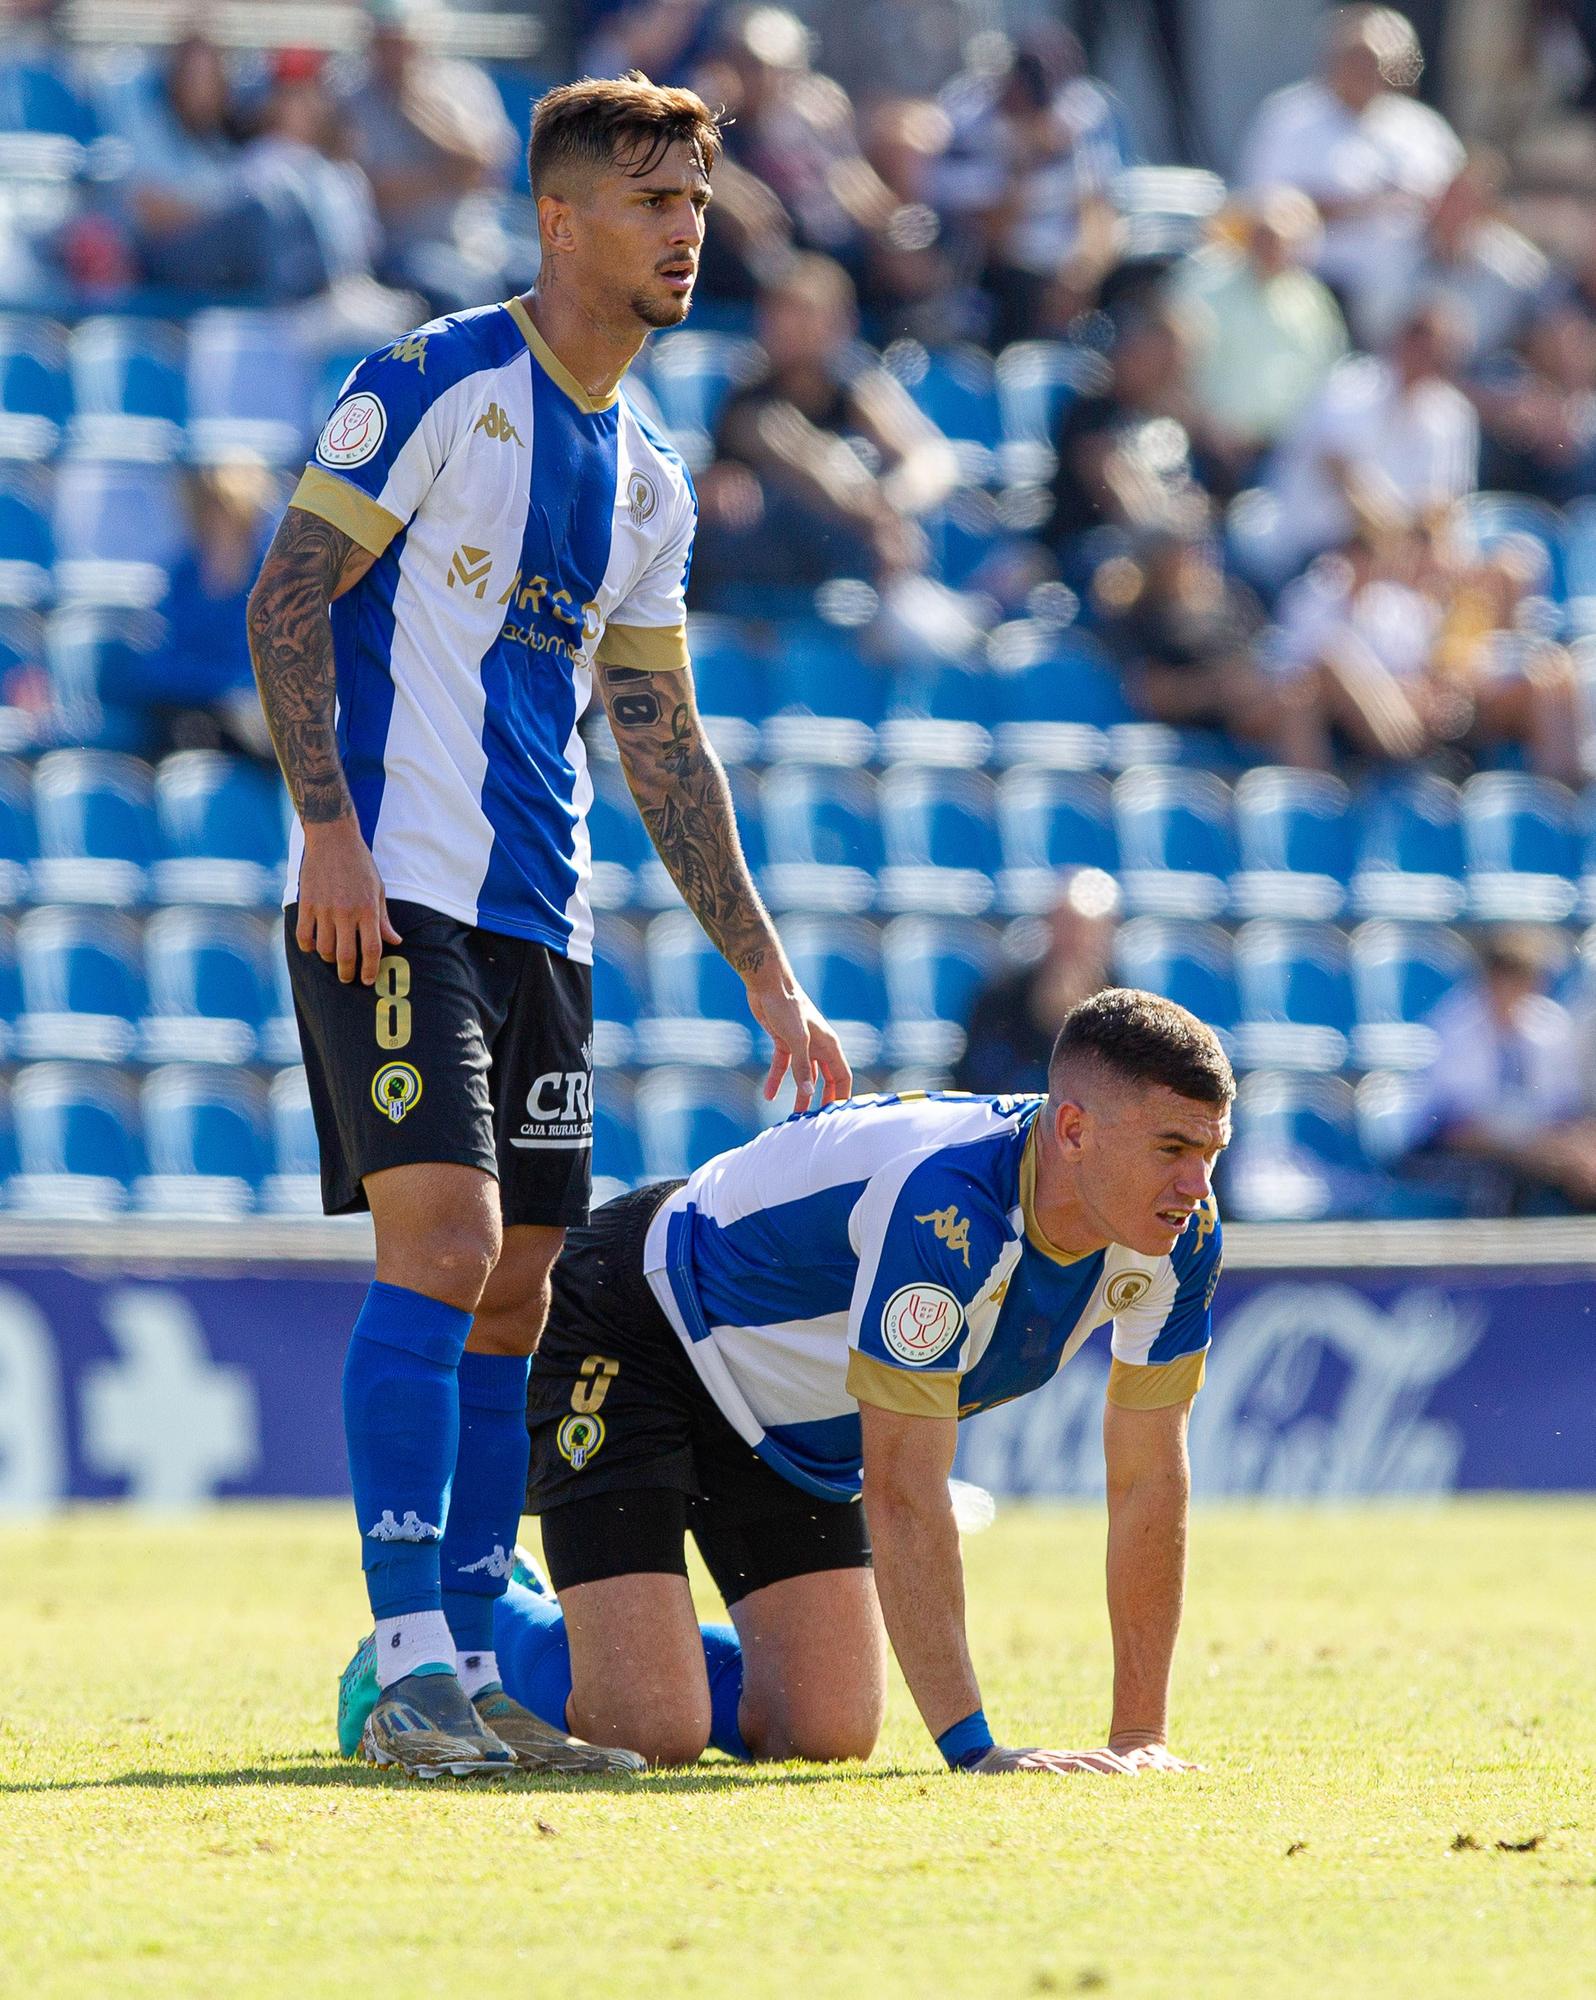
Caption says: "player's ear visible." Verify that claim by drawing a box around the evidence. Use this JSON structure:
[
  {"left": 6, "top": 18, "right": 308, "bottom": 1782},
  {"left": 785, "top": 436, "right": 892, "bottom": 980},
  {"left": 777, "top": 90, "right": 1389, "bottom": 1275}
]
[
  {"left": 537, "top": 192, "right": 579, "bottom": 256},
  {"left": 1052, "top": 1097, "right": 1087, "bottom": 1157}
]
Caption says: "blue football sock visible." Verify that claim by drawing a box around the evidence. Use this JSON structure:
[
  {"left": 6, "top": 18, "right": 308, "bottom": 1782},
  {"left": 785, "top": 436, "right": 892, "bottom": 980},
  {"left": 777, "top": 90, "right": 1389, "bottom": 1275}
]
[
  {"left": 342, "top": 1280, "right": 472, "bottom": 1621},
  {"left": 441, "top": 1351, "right": 532, "bottom": 1661},
  {"left": 701, "top": 1620, "right": 751, "bottom": 1762}
]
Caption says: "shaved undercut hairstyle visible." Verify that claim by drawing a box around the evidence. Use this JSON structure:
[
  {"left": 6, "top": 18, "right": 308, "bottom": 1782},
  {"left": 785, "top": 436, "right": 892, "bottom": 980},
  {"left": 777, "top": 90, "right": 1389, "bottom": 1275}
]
[
  {"left": 529, "top": 71, "right": 723, "bottom": 198},
  {"left": 1048, "top": 988, "right": 1235, "bottom": 1107}
]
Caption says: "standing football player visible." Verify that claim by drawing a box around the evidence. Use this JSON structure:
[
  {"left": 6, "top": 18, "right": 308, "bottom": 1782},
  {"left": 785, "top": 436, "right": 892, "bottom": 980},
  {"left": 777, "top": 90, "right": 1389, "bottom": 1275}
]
[{"left": 248, "top": 73, "right": 849, "bottom": 1778}]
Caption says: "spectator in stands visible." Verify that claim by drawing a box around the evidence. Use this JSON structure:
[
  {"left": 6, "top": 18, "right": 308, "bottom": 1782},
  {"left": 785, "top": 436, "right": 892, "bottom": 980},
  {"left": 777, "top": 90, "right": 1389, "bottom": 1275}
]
[
  {"left": 691, "top": 253, "right": 957, "bottom": 602},
  {"left": 1472, "top": 303, "right": 1596, "bottom": 507},
  {"left": 342, "top": 0, "right": 521, "bottom": 314},
  {"left": 0, "top": 0, "right": 97, "bottom": 145},
  {"left": 581, "top": 0, "right": 722, "bottom": 88},
  {"left": 808, "top": 0, "right": 977, "bottom": 109},
  {"left": 953, "top": 867, "right": 1119, "bottom": 1095},
  {"left": 1239, "top": 6, "right": 1463, "bottom": 342},
  {"left": 239, "top": 57, "right": 389, "bottom": 302},
  {"left": 856, "top": 97, "right": 960, "bottom": 343},
  {"left": 1260, "top": 299, "right": 1478, "bottom": 584},
  {"left": 932, "top": 26, "right": 1124, "bottom": 348},
  {"left": 1176, "top": 188, "right": 1348, "bottom": 482},
  {"left": 1402, "top": 926, "right": 1596, "bottom": 1212}
]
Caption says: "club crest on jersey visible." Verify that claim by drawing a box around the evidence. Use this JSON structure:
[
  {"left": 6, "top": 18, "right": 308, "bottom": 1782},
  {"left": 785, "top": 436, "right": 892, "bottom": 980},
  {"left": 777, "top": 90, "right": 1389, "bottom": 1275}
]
[
  {"left": 1105, "top": 1270, "right": 1153, "bottom": 1313},
  {"left": 556, "top": 1412, "right": 605, "bottom": 1470},
  {"left": 915, "top": 1204, "right": 971, "bottom": 1268},
  {"left": 626, "top": 469, "right": 659, "bottom": 526},
  {"left": 881, "top": 1284, "right": 964, "bottom": 1366},
  {"left": 316, "top": 393, "right": 386, "bottom": 468},
  {"left": 372, "top": 1061, "right": 423, "bottom": 1124}
]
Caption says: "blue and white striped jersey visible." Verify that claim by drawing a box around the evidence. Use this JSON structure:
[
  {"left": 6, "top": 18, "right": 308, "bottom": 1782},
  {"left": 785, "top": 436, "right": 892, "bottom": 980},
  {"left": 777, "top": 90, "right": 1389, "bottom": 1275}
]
[
  {"left": 285, "top": 300, "right": 697, "bottom": 961},
  {"left": 642, "top": 1092, "right": 1222, "bottom": 1501}
]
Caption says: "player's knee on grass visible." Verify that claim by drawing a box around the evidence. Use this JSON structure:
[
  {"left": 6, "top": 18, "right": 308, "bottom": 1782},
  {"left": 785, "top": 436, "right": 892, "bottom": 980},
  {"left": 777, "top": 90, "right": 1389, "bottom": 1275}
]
[
  {"left": 562, "top": 1572, "right": 714, "bottom": 1768},
  {"left": 740, "top": 1686, "right": 882, "bottom": 1765},
  {"left": 569, "top": 1683, "right": 711, "bottom": 1769}
]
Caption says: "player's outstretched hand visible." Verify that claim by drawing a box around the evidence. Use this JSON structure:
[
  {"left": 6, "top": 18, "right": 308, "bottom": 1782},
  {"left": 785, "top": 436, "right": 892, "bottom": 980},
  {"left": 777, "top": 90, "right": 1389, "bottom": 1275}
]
[
  {"left": 743, "top": 963, "right": 852, "bottom": 1112},
  {"left": 296, "top": 816, "right": 402, "bottom": 986},
  {"left": 965, "top": 1745, "right": 1136, "bottom": 1776},
  {"left": 1111, "top": 1743, "right": 1203, "bottom": 1774}
]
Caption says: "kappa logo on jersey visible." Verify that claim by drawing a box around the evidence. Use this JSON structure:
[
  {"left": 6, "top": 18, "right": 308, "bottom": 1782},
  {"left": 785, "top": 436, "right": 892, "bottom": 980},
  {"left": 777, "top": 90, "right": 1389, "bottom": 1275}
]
[
  {"left": 1192, "top": 1195, "right": 1219, "bottom": 1255},
  {"left": 316, "top": 393, "right": 387, "bottom": 468},
  {"left": 916, "top": 1204, "right": 971, "bottom": 1268},
  {"left": 556, "top": 1412, "right": 605, "bottom": 1471},
  {"left": 372, "top": 1061, "right": 423, "bottom": 1124},
  {"left": 1105, "top": 1270, "right": 1153, "bottom": 1313},
  {"left": 388, "top": 333, "right": 429, "bottom": 372},
  {"left": 448, "top": 544, "right": 493, "bottom": 597},
  {"left": 474, "top": 402, "right": 524, "bottom": 445},
  {"left": 511, "top": 1067, "right": 593, "bottom": 1151},
  {"left": 881, "top": 1284, "right": 964, "bottom": 1366},
  {"left": 626, "top": 469, "right": 659, "bottom": 526}
]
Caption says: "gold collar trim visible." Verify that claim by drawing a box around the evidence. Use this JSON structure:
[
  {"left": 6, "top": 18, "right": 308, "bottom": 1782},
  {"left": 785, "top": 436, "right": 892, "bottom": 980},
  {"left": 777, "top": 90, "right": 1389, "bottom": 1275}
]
[
  {"left": 1019, "top": 1120, "right": 1087, "bottom": 1266},
  {"left": 506, "top": 298, "right": 619, "bottom": 414}
]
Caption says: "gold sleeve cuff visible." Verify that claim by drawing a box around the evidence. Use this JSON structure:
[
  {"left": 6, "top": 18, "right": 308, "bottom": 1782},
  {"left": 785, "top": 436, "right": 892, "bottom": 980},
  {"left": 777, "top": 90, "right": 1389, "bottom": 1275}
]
[
  {"left": 847, "top": 1349, "right": 962, "bottom": 1418},
  {"left": 290, "top": 467, "right": 404, "bottom": 557},
  {"left": 593, "top": 621, "right": 690, "bottom": 673},
  {"left": 1107, "top": 1350, "right": 1207, "bottom": 1410}
]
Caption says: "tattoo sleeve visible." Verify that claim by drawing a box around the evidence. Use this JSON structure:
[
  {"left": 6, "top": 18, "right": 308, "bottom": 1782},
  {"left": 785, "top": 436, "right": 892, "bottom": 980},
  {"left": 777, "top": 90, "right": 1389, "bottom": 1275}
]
[
  {"left": 601, "top": 665, "right": 778, "bottom": 976},
  {"left": 245, "top": 507, "right": 374, "bottom": 825}
]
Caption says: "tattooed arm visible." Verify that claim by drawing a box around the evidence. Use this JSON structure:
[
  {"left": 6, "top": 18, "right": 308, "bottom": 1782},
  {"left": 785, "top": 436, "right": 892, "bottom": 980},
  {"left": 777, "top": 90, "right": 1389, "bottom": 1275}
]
[
  {"left": 246, "top": 504, "right": 399, "bottom": 985},
  {"left": 599, "top": 663, "right": 851, "bottom": 1109}
]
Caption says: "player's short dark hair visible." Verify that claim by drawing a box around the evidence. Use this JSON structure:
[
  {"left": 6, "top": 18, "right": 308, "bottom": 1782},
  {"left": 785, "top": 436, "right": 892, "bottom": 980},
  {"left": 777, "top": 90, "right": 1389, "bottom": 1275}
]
[
  {"left": 529, "top": 71, "right": 722, "bottom": 199},
  {"left": 1048, "top": 987, "right": 1235, "bottom": 1107}
]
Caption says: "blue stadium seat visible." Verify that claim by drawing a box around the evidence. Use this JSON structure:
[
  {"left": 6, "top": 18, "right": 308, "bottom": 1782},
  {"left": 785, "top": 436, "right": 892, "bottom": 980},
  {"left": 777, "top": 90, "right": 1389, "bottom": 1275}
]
[
  {"left": 634, "top": 1066, "right": 763, "bottom": 1179},
  {"left": 260, "top": 934, "right": 302, "bottom": 1066},
  {"left": 141, "top": 907, "right": 274, "bottom": 1065},
  {"left": 592, "top": 1087, "right": 643, "bottom": 1202},
  {"left": 1563, "top": 497, "right": 1596, "bottom": 629},
  {"left": 67, "top": 316, "right": 186, "bottom": 459},
  {"left": 591, "top": 922, "right": 644, "bottom": 1066},
  {"left": 1348, "top": 922, "right": 1473, "bottom": 1072},
  {"left": 881, "top": 915, "right": 1000, "bottom": 1067},
  {"left": 0, "top": 605, "right": 42, "bottom": 750},
  {"left": 1233, "top": 920, "right": 1354, "bottom": 1071},
  {"left": 1113, "top": 767, "right": 1235, "bottom": 918},
  {"left": 989, "top": 626, "right": 1137, "bottom": 769},
  {"left": 186, "top": 311, "right": 313, "bottom": 462},
  {"left": 0, "top": 754, "right": 34, "bottom": 903},
  {"left": 9, "top": 1061, "right": 143, "bottom": 1216},
  {"left": 1223, "top": 1072, "right": 1373, "bottom": 1221},
  {"left": 1461, "top": 772, "right": 1582, "bottom": 922},
  {"left": 997, "top": 768, "right": 1117, "bottom": 915},
  {"left": 896, "top": 342, "right": 1001, "bottom": 449},
  {"left": 0, "top": 465, "right": 53, "bottom": 606},
  {"left": 152, "top": 750, "right": 287, "bottom": 905},
  {"left": 44, "top": 602, "right": 168, "bottom": 751},
  {"left": 0, "top": 913, "right": 19, "bottom": 1059},
  {"left": 30, "top": 748, "right": 157, "bottom": 903},
  {"left": 638, "top": 909, "right": 755, "bottom": 1066},
  {"left": 760, "top": 764, "right": 881, "bottom": 913},
  {"left": 1349, "top": 772, "right": 1466, "bottom": 922},
  {"left": 51, "top": 458, "right": 186, "bottom": 595},
  {"left": 879, "top": 766, "right": 1000, "bottom": 915},
  {"left": 1231, "top": 767, "right": 1354, "bottom": 919},
  {"left": 262, "top": 1065, "right": 322, "bottom": 1215},
  {"left": 0, "top": 1077, "right": 15, "bottom": 1201},
  {"left": 878, "top": 662, "right": 994, "bottom": 769},
  {"left": 136, "top": 1065, "right": 269, "bottom": 1217},
  {"left": 0, "top": 315, "right": 69, "bottom": 459},
  {"left": 1113, "top": 918, "right": 1238, "bottom": 1037},
  {"left": 682, "top": 613, "right": 766, "bottom": 762},
  {"left": 0, "top": 53, "right": 98, "bottom": 143},
  {"left": 647, "top": 331, "right": 761, "bottom": 467},
  {"left": 780, "top": 913, "right": 888, "bottom": 1070},
  {"left": 1458, "top": 491, "right": 1566, "bottom": 603},
  {"left": 995, "top": 342, "right": 1099, "bottom": 477},
  {"left": 586, "top": 763, "right": 654, "bottom": 911},
  {"left": 763, "top": 620, "right": 881, "bottom": 766},
  {"left": 14, "top": 904, "right": 145, "bottom": 1061}
]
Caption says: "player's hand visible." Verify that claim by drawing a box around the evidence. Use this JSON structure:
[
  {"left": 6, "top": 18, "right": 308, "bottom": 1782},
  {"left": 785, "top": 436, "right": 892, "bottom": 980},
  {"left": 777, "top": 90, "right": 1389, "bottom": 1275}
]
[
  {"left": 296, "top": 816, "right": 401, "bottom": 986},
  {"left": 964, "top": 1745, "right": 1136, "bottom": 1776},
  {"left": 743, "top": 962, "right": 852, "bottom": 1112},
  {"left": 1111, "top": 1743, "right": 1202, "bottom": 1774}
]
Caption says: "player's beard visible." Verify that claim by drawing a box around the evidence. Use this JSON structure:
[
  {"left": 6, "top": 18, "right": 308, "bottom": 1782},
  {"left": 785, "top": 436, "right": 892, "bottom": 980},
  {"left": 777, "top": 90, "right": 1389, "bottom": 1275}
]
[{"left": 630, "top": 283, "right": 693, "bottom": 329}]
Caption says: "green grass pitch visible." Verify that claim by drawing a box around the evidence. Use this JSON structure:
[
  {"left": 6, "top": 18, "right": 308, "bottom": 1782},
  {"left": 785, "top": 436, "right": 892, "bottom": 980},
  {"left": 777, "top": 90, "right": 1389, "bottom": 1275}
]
[{"left": 2, "top": 1501, "right": 1593, "bottom": 1999}]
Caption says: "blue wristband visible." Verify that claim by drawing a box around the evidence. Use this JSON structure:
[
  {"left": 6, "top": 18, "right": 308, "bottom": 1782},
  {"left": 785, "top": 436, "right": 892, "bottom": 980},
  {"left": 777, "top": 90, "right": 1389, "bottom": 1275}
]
[{"left": 936, "top": 1709, "right": 995, "bottom": 1771}]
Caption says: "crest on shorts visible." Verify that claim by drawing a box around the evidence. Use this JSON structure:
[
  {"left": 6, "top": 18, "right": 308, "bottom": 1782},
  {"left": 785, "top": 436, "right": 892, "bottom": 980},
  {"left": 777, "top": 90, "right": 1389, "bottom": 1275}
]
[
  {"left": 371, "top": 1061, "right": 423, "bottom": 1124},
  {"left": 626, "top": 470, "right": 658, "bottom": 527},
  {"left": 556, "top": 1412, "right": 605, "bottom": 1471},
  {"left": 1105, "top": 1270, "right": 1153, "bottom": 1313}
]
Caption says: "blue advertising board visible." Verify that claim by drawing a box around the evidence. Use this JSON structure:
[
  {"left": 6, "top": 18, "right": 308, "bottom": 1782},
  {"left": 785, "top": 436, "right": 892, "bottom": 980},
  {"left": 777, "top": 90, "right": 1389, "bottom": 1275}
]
[{"left": 0, "top": 1223, "right": 1590, "bottom": 1508}]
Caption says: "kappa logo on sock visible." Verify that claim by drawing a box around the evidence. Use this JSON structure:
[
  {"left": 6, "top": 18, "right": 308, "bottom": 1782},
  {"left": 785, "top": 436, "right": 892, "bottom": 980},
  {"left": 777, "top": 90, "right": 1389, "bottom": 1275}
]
[
  {"left": 366, "top": 1508, "right": 444, "bottom": 1543},
  {"left": 458, "top": 1544, "right": 513, "bottom": 1580},
  {"left": 556, "top": 1412, "right": 605, "bottom": 1471}
]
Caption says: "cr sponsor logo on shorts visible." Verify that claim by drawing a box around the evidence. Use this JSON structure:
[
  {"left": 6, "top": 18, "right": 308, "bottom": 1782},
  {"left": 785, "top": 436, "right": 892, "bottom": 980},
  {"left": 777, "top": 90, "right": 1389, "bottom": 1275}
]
[
  {"left": 1105, "top": 1270, "right": 1153, "bottom": 1313},
  {"left": 372, "top": 1061, "right": 423, "bottom": 1124},
  {"left": 511, "top": 1068, "right": 593, "bottom": 1150},
  {"left": 316, "top": 393, "right": 386, "bottom": 467},
  {"left": 556, "top": 1412, "right": 605, "bottom": 1471},
  {"left": 880, "top": 1283, "right": 964, "bottom": 1366}
]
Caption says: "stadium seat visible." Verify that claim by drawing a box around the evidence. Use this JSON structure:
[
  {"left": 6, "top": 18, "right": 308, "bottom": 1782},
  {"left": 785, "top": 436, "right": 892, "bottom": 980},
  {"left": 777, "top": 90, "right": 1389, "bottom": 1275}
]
[
  {"left": 44, "top": 601, "right": 169, "bottom": 751},
  {"left": 881, "top": 915, "right": 1000, "bottom": 1067},
  {"left": 1113, "top": 918, "right": 1238, "bottom": 1037},
  {"left": 0, "top": 604, "right": 42, "bottom": 750},
  {"left": 763, "top": 620, "right": 881, "bottom": 766},
  {"left": 1349, "top": 772, "right": 1466, "bottom": 922},
  {"left": 989, "top": 625, "right": 1138, "bottom": 770},
  {"left": 9, "top": 1060, "right": 143, "bottom": 1216},
  {"left": 878, "top": 766, "right": 1000, "bottom": 915},
  {"left": 186, "top": 311, "right": 313, "bottom": 462},
  {"left": 634, "top": 1065, "right": 763, "bottom": 1180},
  {"left": 994, "top": 341, "right": 1101, "bottom": 480},
  {"left": 1563, "top": 497, "right": 1596, "bottom": 630},
  {"left": 51, "top": 458, "right": 185, "bottom": 601},
  {"left": 760, "top": 764, "right": 882, "bottom": 913},
  {"left": 261, "top": 1065, "right": 322, "bottom": 1215},
  {"left": 1348, "top": 922, "right": 1473, "bottom": 1072},
  {"left": 141, "top": 906, "right": 275, "bottom": 1065},
  {"left": 646, "top": 331, "right": 761, "bottom": 469},
  {"left": 0, "top": 753, "right": 34, "bottom": 903},
  {"left": 586, "top": 763, "right": 654, "bottom": 911},
  {"left": 152, "top": 750, "right": 288, "bottom": 905},
  {"left": 67, "top": 316, "right": 186, "bottom": 461},
  {"left": 591, "top": 921, "right": 644, "bottom": 1066},
  {"left": 1460, "top": 772, "right": 1582, "bottom": 922},
  {"left": 682, "top": 613, "right": 766, "bottom": 764},
  {"left": 260, "top": 936, "right": 303, "bottom": 1067},
  {"left": 591, "top": 1086, "right": 643, "bottom": 1203},
  {"left": 136, "top": 1064, "right": 269, "bottom": 1217},
  {"left": 0, "top": 314, "right": 69, "bottom": 459},
  {"left": 0, "top": 912, "right": 18, "bottom": 1060},
  {"left": 638, "top": 909, "right": 755, "bottom": 1066},
  {"left": 30, "top": 748, "right": 157, "bottom": 903},
  {"left": 893, "top": 341, "right": 1001, "bottom": 450},
  {"left": 996, "top": 767, "right": 1117, "bottom": 915},
  {"left": 1457, "top": 491, "right": 1566, "bottom": 604},
  {"left": 0, "top": 465, "right": 53, "bottom": 606},
  {"left": 1113, "top": 767, "right": 1235, "bottom": 919},
  {"left": 779, "top": 913, "right": 888, "bottom": 1069},
  {"left": 1230, "top": 767, "right": 1354, "bottom": 920},
  {"left": 877, "top": 662, "right": 994, "bottom": 769},
  {"left": 1223, "top": 1071, "right": 1372, "bottom": 1221},
  {"left": 14, "top": 904, "right": 145, "bottom": 1061},
  {"left": 1233, "top": 920, "right": 1353, "bottom": 1071}
]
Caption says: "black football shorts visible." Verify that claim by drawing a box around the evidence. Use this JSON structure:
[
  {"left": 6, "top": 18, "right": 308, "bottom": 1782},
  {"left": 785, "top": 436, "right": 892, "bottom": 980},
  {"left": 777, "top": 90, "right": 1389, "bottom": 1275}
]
[{"left": 285, "top": 897, "right": 593, "bottom": 1226}]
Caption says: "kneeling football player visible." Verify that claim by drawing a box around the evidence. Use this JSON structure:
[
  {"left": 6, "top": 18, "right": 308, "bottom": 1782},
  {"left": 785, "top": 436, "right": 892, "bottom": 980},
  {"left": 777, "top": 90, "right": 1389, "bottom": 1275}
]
[{"left": 339, "top": 989, "right": 1230, "bottom": 1774}]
